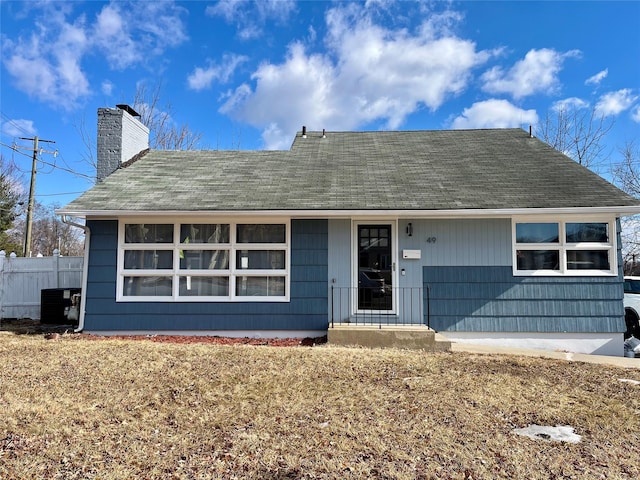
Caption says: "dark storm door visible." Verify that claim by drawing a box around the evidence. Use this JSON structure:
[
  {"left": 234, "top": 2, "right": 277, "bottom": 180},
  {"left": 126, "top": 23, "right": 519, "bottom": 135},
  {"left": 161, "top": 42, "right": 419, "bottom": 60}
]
[{"left": 356, "top": 224, "right": 394, "bottom": 312}]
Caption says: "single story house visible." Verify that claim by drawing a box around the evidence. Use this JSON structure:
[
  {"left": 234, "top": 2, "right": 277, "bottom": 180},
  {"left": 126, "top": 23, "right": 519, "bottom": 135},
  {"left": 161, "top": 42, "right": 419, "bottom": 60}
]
[{"left": 58, "top": 105, "right": 640, "bottom": 355}]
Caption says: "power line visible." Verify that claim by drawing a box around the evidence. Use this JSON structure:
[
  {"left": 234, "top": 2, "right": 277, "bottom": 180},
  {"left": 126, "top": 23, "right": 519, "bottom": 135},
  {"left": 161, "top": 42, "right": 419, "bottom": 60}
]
[
  {"left": 0, "top": 112, "right": 35, "bottom": 137},
  {"left": 17, "top": 136, "right": 56, "bottom": 258},
  {"left": 0, "top": 141, "right": 93, "bottom": 180},
  {"left": 36, "top": 191, "right": 86, "bottom": 197},
  {"left": 0, "top": 141, "right": 32, "bottom": 159},
  {"left": 36, "top": 157, "right": 93, "bottom": 180}
]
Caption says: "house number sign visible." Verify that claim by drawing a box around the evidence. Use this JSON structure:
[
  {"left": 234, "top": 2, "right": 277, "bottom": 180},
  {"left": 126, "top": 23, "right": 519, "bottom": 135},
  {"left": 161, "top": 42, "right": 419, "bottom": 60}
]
[{"left": 426, "top": 237, "right": 437, "bottom": 243}]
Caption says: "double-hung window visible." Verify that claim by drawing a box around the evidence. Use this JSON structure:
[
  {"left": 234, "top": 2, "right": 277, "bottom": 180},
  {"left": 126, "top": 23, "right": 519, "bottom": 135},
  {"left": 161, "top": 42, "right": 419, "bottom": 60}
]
[
  {"left": 513, "top": 218, "right": 616, "bottom": 276},
  {"left": 117, "top": 220, "right": 289, "bottom": 301}
]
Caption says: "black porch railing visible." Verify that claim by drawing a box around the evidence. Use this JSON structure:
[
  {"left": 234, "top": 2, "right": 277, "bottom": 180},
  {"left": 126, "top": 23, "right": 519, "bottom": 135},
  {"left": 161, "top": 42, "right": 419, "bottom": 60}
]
[{"left": 330, "top": 286, "right": 430, "bottom": 328}]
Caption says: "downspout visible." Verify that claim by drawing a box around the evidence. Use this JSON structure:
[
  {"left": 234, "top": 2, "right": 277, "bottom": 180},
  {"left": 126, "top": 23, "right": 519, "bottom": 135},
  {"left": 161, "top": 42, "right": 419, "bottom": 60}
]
[{"left": 61, "top": 215, "right": 90, "bottom": 333}]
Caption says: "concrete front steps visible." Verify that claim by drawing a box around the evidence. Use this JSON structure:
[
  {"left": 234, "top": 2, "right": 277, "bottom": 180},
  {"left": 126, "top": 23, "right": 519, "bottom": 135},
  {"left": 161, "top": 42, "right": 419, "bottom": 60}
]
[{"left": 327, "top": 324, "right": 451, "bottom": 352}]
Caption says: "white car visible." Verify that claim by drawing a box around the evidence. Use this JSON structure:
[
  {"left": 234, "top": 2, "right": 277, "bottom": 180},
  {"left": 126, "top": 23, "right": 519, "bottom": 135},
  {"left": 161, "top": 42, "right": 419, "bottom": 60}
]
[{"left": 623, "top": 277, "right": 640, "bottom": 338}]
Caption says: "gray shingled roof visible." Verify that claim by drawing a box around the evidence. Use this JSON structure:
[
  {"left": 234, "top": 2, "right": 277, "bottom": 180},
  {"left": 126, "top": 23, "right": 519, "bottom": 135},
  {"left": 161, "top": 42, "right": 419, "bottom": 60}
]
[{"left": 60, "top": 128, "right": 640, "bottom": 214}]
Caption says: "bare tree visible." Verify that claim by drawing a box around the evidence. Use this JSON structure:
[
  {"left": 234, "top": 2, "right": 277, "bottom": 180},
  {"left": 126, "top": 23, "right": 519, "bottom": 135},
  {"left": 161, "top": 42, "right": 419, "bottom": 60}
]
[
  {"left": 10, "top": 202, "right": 84, "bottom": 256},
  {"left": 612, "top": 141, "right": 640, "bottom": 274},
  {"left": 0, "top": 155, "right": 24, "bottom": 254},
  {"left": 612, "top": 141, "right": 640, "bottom": 197},
  {"left": 133, "top": 82, "right": 204, "bottom": 150},
  {"left": 536, "top": 105, "right": 640, "bottom": 272},
  {"left": 74, "top": 114, "right": 97, "bottom": 171},
  {"left": 536, "top": 105, "right": 614, "bottom": 169},
  {"left": 74, "top": 81, "right": 204, "bottom": 171}
]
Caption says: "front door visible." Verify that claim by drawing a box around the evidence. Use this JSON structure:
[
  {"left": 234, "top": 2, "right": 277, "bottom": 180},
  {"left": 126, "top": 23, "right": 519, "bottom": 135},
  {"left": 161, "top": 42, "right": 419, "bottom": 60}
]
[{"left": 356, "top": 223, "right": 394, "bottom": 312}]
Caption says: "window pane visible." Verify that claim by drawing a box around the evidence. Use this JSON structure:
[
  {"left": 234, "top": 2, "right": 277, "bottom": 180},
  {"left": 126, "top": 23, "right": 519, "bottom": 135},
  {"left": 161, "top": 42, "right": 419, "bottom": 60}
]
[
  {"left": 566, "top": 223, "right": 609, "bottom": 243},
  {"left": 125, "top": 224, "right": 173, "bottom": 243},
  {"left": 180, "top": 250, "right": 229, "bottom": 270},
  {"left": 236, "top": 276, "right": 285, "bottom": 296},
  {"left": 567, "top": 250, "right": 610, "bottom": 270},
  {"left": 516, "top": 250, "right": 560, "bottom": 270},
  {"left": 624, "top": 280, "right": 640, "bottom": 294},
  {"left": 179, "top": 276, "right": 229, "bottom": 296},
  {"left": 180, "top": 224, "right": 229, "bottom": 243},
  {"left": 237, "top": 224, "right": 285, "bottom": 243},
  {"left": 516, "top": 223, "right": 559, "bottom": 243},
  {"left": 236, "top": 250, "right": 285, "bottom": 269},
  {"left": 123, "top": 276, "right": 172, "bottom": 296},
  {"left": 124, "top": 250, "right": 173, "bottom": 269}
]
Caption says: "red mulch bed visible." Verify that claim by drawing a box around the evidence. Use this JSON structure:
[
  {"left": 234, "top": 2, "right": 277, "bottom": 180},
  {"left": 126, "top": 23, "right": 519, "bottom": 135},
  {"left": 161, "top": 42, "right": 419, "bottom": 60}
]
[
  {"left": 2, "top": 319, "right": 327, "bottom": 347},
  {"left": 67, "top": 333, "right": 327, "bottom": 347}
]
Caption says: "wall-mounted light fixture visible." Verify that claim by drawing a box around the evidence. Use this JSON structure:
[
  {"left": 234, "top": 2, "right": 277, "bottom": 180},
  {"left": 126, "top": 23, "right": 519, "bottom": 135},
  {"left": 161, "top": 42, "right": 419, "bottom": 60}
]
[{"left": 406, "top": 222, "right": 413, "bottom": 237}]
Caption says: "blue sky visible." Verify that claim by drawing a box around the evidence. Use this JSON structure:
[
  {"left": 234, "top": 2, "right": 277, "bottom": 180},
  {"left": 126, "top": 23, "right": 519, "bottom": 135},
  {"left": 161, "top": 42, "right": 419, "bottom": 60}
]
[{"left": 1, "top": 0, "right": 639, "bottom": 209}]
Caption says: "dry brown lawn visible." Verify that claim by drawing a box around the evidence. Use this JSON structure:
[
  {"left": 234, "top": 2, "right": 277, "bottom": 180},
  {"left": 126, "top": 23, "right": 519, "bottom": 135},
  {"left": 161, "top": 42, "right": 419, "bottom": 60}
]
[{"left": 1, "top": 331, "right": 639, "bottom": 479}]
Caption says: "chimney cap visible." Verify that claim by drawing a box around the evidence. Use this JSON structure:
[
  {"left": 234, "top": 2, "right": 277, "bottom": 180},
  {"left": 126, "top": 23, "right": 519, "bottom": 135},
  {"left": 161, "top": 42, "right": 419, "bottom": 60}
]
[{"left": 116, "top": 104, "right": 141, "bottom": 117}]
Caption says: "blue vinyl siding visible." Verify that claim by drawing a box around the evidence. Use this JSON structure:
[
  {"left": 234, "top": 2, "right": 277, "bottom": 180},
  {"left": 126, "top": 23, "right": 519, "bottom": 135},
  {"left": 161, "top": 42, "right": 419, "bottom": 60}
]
[
  {"left": 84, "top": 219, "right": 328, "bottom": 331},
  {"left": 327, "top": 219, "right": 353, "bottom": 321},
  {"left": 327, "top": 219, "right": 351, "bottom": 286},
  {"left": 399, "top": 218, "right": 512, "bottom": 267},
  {"left": 424, "top": 266, "right": 625, "bottom": 333}
]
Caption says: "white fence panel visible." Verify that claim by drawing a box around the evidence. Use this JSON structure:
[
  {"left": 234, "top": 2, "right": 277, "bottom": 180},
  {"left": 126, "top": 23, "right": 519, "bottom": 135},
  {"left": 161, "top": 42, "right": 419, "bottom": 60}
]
[{"left": 0, "top": 251, "right": 83, "bottom": 320}]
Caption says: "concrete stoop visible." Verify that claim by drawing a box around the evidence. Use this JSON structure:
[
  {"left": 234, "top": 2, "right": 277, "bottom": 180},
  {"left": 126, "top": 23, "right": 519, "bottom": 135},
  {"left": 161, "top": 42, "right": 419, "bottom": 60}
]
[{"left": 327, "top": 325, "right": 451, "bottom": 352}]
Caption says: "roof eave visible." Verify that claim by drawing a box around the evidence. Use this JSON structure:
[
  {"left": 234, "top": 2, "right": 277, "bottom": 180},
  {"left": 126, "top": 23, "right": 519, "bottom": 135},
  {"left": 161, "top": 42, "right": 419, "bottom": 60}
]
[{"left": 55, "top": 206, "right": 640, "bottom": 219}]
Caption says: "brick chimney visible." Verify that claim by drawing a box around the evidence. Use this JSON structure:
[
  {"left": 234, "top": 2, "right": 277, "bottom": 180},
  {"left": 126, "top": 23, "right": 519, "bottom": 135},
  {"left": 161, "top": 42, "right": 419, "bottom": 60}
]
[{"left": 96, "top": 104, "right": 149, "bottom": 182}]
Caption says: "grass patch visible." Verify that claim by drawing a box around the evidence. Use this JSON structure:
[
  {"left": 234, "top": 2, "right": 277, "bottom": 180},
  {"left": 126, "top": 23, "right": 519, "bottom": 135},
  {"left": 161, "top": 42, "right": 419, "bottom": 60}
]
[{"left": 1, "top": 334, "right": 639, "bottom": 479}]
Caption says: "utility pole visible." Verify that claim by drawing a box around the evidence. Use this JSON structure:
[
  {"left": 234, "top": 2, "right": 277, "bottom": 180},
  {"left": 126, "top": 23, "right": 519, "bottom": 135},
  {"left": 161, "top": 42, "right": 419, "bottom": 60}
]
[{"left": 18, "top": 136, "right": 56, "bottom": 257}]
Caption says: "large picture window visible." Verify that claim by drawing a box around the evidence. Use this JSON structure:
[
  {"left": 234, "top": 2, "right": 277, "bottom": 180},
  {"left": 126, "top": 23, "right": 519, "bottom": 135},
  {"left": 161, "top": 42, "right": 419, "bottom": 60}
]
[
  {"left": 513, "top": 219, "right": 616, "bottom": 276},
  {"left": 117, "top": 220, "right": 289, "bottom": 301}
]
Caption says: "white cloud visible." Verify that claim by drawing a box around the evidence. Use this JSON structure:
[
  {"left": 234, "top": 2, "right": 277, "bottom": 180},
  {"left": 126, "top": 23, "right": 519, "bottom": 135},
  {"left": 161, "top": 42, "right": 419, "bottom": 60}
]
[
  {"left": 1, "top": 1, "right": 188, "bottom": 108},
  {"left": 4, "top": 48, "right": 58, "bottom": 103},
  {"left": 261, "top": 123, "right": 292, "bottom": 151},
  {"left": 481, "top": 48, "right": 581, "bottom": 99},
  {"left": 94, "top": 4, "right": 141, "bottom": 69},
  {"left": 220, "top": 42, "right": 337, "bottom": 142},
  {"left": 417, "top": 9, "right": 465, "bottom": 40},
  {"left": 254, "top": 0, "right": 297, "bottom": 20},
  {"left": 364, "top": 0, "right": 395, "bottom": 9},
  {"left": 595, "top": 89, "right": 638, "bottom": 117},
  {"left": 585, "top": 68, "right": 608, "bottom": 86},
  {"left": 2, "top": 8, "right": 90, "bottom": 109},
  {"left": 101, "top": 80, "right": 114, "bottom": 96},
  {"left": 187, "top": 54, "right": 248, "bottom": 91},
  {"left": 221, "top": 5, "right": 492, "bottom": 148},
  {"left": 551, "top": 97, "right": 589, "bottom": 112},
  {"left": 188, "top": 67, "right": 219, "bottom": 92},
  {"left": 205, "top": 0, "right": 244, "bottom": 22},
  {"left": 238, "top": 24, "right": 262, "bottom": 41},
  {"left": 450, "top": 99, "right": 538, "bottom": 129},
  {"left": 206, "top": 0, "right": 296, "bottom": 40},
  {"left": 1, "top": 119, "right": 37, "bottom": 138},
  {"left": 631, "top": 105, "right": 640, "bottom": 123},
  {"left": 3, "top": 40, "right": 89, "bottom": 108},
  {"left": 135, "top": 1, "right": 189, "bottom": 52},
  {"left": 94, "top": 2, "right": 188, "bottom": 70}
]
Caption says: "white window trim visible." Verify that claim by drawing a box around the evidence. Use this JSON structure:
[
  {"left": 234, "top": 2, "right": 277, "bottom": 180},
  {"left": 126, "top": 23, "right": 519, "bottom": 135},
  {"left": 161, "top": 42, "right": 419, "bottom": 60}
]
[
  {"left": 512, "top": 216, "right": 617, "bottom": 276},
  {"left": 116, "top": 218, "right": 291, "bottom": 302}
]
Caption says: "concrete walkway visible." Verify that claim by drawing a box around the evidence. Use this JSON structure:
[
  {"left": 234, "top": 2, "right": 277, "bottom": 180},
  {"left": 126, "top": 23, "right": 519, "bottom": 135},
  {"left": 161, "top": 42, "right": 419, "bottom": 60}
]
[{"left": 450, "top": 342, "right": 640, "bottom": 369}]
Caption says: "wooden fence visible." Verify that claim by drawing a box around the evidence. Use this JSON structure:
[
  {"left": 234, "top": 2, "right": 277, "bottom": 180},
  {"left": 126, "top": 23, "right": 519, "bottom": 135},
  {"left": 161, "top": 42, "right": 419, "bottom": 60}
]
[{"left": 0, "top": 250, "right": 83, "bottom": 320}]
